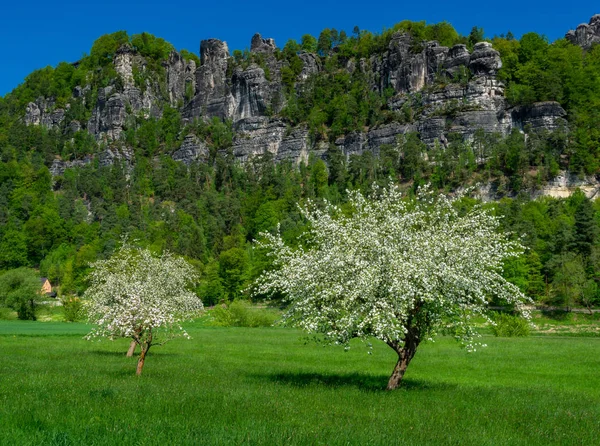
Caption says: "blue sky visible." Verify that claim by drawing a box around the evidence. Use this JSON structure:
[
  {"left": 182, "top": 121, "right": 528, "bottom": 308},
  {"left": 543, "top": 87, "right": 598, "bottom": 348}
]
[{"left": 1, "top": 0, "right": 598, "bottom": 96}]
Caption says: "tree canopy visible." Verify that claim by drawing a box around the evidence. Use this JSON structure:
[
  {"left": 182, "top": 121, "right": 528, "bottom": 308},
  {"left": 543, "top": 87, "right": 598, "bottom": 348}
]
[
  {"left": 254, "top": 185, "right": 530, "bottom": 389},
  {"left": 0, "top": 268, "right": 43, "bottom": 320},
  {"left": 84, "top": 243, "right": 203, "bottom": 375}
]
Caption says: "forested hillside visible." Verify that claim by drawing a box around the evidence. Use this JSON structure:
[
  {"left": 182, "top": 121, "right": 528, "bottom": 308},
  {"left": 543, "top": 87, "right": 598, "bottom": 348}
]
[{"left": 1, "top": 16, "right": 600, "bottom": 311}]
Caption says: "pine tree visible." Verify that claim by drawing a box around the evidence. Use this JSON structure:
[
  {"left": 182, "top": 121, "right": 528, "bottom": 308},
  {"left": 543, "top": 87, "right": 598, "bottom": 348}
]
[{"left": 571, "top": 193, "right": 597, "bottom": 258}]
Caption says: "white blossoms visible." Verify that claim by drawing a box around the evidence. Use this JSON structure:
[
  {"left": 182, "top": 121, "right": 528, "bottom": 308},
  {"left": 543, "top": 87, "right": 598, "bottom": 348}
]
[
  {"left": 254, "top": 185, "right": 530, "bottom": 352},
  {"left": 84, "top": 244, "right": 203, "bottom": 347}
]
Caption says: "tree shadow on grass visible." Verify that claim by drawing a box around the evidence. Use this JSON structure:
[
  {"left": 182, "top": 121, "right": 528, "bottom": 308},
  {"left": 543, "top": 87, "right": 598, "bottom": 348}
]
[
  {"left": 86, "top": 350, "right": 178, "bottom": 357},
  {"left": 398, "top": 378, "right": 459, "bottom": 392},
  {"left": 258, "top": 371, "right": 457, "bottom": 392},
  {"left": 86, "top": 350, "right": 131, "bottom": 357}
]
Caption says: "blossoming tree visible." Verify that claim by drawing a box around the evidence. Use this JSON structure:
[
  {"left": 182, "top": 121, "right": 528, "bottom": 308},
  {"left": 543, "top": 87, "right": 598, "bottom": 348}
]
[
  {"left": 254, "top": 186, "right": 530, "bottom": 389},
  {"left": 84, "top": 244, "right": 203, "bottom": 375}
]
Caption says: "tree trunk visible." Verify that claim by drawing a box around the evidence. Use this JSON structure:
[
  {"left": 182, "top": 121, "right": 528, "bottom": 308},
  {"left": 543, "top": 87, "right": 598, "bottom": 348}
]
[
  {"left": 386, "top": 349, "right": 413, "bottom": 390},
  {"left": 128, "top": 328, "right": 142, "bottom": 356},
  {"left": 386, "top": 329, "right": 420, "bottom": 390},
  {"left": 126, "top": 340, "right": 137, "bottom": 357},
  {"left": 136, "top": 345, "right": 150, "bottom": 376},
  {"left": 136, "top": 330, "right": 152, "bottom": 376}
]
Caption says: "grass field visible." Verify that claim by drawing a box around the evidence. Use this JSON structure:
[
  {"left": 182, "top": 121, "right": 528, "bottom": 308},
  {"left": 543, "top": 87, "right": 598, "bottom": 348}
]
[{"left": 1, "top": 320, "right": 599, "bottom": 445}]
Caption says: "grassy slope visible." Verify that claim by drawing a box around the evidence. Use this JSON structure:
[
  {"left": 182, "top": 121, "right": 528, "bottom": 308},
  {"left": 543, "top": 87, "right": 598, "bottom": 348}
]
[{"left": 0, "top": 321, "right": 599, "bottom": 445}]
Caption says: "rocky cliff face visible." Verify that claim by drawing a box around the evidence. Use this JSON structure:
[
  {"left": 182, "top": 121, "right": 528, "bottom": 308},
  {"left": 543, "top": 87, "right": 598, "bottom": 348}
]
[
  {"left": 49, "top": 146, "right": 134, "bottom": 176},
  {"left": 23, "top": 28, "right": 570, "bottom": 170},
  {"left": 510, "top": 102, "right": 568, "bottom": 132},
  {"left": 183, "top": 39, "right": 233, "bottom": 120},
  {"left": 336, "top": 36, "right": 566, "bottom": 154},
  {"left": 298, "top": 52, "right": 321, "bottom": 80},
  {"left": 172, "top": 134, "right": 209, "bottom": 165},
  {"left": 182, "top": 34, "right": 285, "bottom": 123},
  {"left": 566, "top": 15, "right": 600, "bottom": 49},
  {"left": 24, "top": 97, "right": 65, "bottom": 128},
  {"left": 334, "top": 122, "right": 413, "bottom": 157},
  {"left": 167, "top": 51, "right": 197, "bottom": 106},
  {"left": 368, "top": 38, "right": 502, "bottom": 96},
  {"left": 232, "top": 117, "right": 310, "bottom": 163},
  {"left": 476, "top": 171, "right": 600, "bottom": 201}
]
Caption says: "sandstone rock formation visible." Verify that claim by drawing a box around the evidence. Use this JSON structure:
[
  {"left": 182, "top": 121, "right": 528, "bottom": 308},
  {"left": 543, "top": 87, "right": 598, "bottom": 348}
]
[
  {"left": 50, "top": 157, "right": 92, "bottom": 176},
  {"left": 49, "top": 145, "right": 133, "bottom": 176},
  {"left": 98, "top": 146, "right": 134, "bottom": 168},
  {"left": 510, "top": 102, "right": 567, "bottom": 132},
  {"left": 183, "top": 38, "right": 233, "bottom": 120},
  {"left": 113, "top": 45, "right": 138, "bottom": 88},
  {"left": 24, "top": 98, "right": 65, "bottom": 129},
  {"left": 172, "top": 134, "right": 210, "bottom": 164},
  {"left": 232, "top": 117, "right": 310, "bottom": 163},
  {"left": 335, "top": 123, "right": 415, "bottom": 156},
  {"left": 250, "top": 33, "right": 276, "bottom": 54},
  {"left": 298, "top": 52, "right": 321, "bottom": 80},
  {"left": 167, "top": 51, "right": 197, "bottom": 106},
  {"left": 231, "top": 65, "right": 271, "bottom": 120},
  {"left": 86, "top": 87, "right": 127, "bottom": 140},
  {"left": 443, "top": 44, "right": 470, "bottom": 76},
  {"left": 23, "top": 28, "right": 571, "bottom": 169},
  {"left": 566, "top": 15, "right": 600, "bottom": 49},
  {"left": 468, "top": 42, "right": 502, "bottom": 76}
]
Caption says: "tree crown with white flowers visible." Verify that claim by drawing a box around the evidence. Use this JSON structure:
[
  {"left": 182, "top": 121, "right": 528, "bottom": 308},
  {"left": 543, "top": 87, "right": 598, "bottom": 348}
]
[
  {"left": 254, "top": 185, "right": 530, "bottom": 389},
  {"left": 84, "top": 243, "right": 203, "bottom": 375}
]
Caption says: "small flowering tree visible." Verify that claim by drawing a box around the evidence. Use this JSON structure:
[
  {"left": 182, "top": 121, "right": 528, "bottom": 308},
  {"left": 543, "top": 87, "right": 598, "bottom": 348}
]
[
  {"left": 84, "top": 244, "right": 203, "bottom": 375},
  {"left": 254, "top": 185, "right": 530, "bottom": 390}
]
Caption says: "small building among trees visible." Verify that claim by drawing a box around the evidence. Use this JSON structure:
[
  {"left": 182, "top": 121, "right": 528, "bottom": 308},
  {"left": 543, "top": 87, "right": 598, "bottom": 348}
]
[{"left": 40, "top": 278, "right": 56, "bottom": 297}]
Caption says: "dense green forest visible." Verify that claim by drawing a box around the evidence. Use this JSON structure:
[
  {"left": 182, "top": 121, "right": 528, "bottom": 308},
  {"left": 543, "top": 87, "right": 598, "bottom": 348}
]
[{"left": 1, "top": 19, "right": 600, "bottom": 317}]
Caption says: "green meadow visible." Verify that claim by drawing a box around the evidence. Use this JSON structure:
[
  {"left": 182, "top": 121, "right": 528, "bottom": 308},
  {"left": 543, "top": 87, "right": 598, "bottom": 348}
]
[{"left": 1, "top": 320, "right": 599, "bottom": 445}]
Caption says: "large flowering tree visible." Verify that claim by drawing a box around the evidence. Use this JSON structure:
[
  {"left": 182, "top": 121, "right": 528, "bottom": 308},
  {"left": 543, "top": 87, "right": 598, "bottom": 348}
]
[
  {"left": 84, "top": 244, "right": 203, "bottom": 375},
  {"left": 254, "top": 186, "right": 530, "bottom": 389}
]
